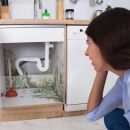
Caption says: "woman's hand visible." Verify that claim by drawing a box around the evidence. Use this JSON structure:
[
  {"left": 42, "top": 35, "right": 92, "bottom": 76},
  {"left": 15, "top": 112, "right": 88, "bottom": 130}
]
[{"left": 87, "top": 71, "right": 108, "bottom": 113}]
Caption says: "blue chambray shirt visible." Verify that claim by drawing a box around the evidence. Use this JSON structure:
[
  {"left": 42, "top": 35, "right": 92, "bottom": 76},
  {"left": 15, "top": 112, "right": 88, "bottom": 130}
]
[{"left": 86, "top": 69, "right": 130, "bottom": 125}]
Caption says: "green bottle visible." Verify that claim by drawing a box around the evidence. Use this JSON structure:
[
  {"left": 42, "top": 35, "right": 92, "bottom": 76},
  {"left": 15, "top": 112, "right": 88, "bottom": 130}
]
[{"left": 42, "top": 9, "right": 50, "bottom": 19}]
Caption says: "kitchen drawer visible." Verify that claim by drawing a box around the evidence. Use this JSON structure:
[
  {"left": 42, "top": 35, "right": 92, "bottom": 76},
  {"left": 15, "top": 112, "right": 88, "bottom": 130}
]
[
  {"left": 0, "top": 25, "right": 64, "bottom": 43},
  {"left": 67, "top": 26, "right": 87, "bottom": 40}
]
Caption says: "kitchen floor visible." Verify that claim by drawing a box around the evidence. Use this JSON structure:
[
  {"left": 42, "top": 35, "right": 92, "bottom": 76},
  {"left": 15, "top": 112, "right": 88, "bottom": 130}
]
[{"left": 1, "top": 115, "right": 107, "bottom": 130}]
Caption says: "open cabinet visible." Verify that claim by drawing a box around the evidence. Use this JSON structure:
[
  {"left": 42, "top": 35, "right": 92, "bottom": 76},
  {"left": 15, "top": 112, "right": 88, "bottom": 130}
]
[{"left": 0, "top": 25, "right": 65, "bottom": 120}]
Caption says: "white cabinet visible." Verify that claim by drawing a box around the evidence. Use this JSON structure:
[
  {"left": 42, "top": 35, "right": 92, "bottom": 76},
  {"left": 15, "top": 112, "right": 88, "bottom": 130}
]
[
  {"left": 65, "top": 26, "right": 118, "bottom": 111},
  {"left": 0, "top": 25, "right": 65, "bottom": 107}
]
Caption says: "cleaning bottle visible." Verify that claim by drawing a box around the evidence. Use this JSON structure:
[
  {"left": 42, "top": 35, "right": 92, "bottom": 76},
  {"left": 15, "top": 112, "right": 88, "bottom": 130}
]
[{"left": 42, "top": 9, "right": 50, "bottom": 19}]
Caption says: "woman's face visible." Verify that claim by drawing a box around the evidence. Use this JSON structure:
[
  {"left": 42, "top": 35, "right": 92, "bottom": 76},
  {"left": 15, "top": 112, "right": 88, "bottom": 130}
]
[{"left": 85, "top": 36, "right": 110, "bottom": 72}]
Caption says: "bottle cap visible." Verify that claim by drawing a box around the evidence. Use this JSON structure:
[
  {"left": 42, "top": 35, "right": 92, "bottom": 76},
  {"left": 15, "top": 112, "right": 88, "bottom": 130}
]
[
  {"left": 65, "top": 9, "right": 74, "bottom": 12},
  {"left": 45, "top": 9, "right": 48, "bottom": 13}
]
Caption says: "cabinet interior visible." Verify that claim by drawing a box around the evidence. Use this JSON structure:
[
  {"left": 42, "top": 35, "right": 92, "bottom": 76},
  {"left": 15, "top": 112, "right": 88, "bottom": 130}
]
[{"left": 0, "top": 41, "right": 64, "bottom": 108}]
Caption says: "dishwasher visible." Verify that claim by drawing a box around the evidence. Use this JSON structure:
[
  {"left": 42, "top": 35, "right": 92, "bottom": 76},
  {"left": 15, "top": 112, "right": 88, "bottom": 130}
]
[{"left": 65, "top": 26, "right": 118, "bottom": 111}]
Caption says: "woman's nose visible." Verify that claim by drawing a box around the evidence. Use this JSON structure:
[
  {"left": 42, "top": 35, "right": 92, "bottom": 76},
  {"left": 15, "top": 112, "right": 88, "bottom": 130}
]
[{"left": 85, "top": 49, "right": 88, "bottom": 56}]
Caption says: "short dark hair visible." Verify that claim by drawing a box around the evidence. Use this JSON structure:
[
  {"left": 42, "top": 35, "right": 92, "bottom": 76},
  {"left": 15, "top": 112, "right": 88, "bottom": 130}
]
[{"left": 86, "top": 7, "right": 130, "bottom": 70}]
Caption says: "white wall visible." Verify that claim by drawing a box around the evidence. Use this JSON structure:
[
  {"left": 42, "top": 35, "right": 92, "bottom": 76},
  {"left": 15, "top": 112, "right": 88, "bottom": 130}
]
[
  {"left": 9, "top": 0, "right": 34, "bottom": 19},
  {"left": 9, "top": 0, "right": 130, "bottom": 20},
  {"left": 48, "top": 0, "right": 130, "bottom": 20}
]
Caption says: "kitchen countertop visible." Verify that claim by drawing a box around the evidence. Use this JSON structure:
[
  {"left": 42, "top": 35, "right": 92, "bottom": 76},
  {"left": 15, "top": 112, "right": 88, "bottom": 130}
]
[{"left": 0, "top": 19, "right": 90, "bottom": 25}]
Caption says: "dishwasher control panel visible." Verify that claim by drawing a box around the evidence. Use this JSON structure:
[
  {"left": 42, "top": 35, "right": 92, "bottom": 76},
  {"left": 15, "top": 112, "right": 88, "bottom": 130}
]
[{"left": 67, "top": 26, "right": 87, "bottom": 40}]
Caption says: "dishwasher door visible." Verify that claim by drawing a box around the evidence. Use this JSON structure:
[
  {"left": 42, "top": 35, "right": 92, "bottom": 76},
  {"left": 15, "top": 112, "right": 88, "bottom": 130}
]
[
  {"left": 65, "top": 26, "right": 95, "bottom": 111},
  {"left": 65, "top": 26, "right": 118, "bottom": 111}
]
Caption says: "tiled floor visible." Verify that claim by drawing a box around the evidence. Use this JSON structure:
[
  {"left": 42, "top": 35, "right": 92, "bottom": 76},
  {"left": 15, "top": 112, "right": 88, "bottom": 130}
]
[{"left": 1, "top": 115, "right": 107, "bottom": 130}]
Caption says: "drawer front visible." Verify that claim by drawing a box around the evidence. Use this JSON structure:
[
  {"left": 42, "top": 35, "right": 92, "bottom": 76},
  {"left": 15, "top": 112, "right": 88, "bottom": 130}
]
[{"left": 0, "top": 27, "right": 64, "bottom": 43}]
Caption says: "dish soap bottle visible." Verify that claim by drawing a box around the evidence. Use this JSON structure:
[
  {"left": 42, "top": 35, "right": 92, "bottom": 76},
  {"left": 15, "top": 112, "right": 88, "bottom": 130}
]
[{"left": 42, "top": 9, "right": 50, "bottom": 19}]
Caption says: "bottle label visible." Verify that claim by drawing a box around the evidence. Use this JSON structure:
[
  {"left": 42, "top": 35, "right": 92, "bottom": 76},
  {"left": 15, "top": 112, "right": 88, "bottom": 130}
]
[{"left": 43, "top": 16, "right": 50, "bottom": 19}]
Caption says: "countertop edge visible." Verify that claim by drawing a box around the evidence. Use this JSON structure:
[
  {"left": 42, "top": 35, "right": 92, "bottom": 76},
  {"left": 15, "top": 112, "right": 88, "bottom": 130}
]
[{"left": 0, "top": 19, "right": 90, "bottom": 25}]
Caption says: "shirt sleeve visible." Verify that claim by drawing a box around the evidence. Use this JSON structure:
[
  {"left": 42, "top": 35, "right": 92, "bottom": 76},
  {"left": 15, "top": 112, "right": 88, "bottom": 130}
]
[
  {"left": 86, "top": 78, "right": 123, "bottom": 121},
  {"left": 123, "top": 75, "right": 130, "bottom": 125}
]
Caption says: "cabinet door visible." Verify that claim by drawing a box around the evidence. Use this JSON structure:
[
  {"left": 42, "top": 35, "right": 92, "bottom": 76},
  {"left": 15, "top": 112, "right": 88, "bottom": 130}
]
[{"left": 67, "top": 39, "right": 95, "bottom": 105}]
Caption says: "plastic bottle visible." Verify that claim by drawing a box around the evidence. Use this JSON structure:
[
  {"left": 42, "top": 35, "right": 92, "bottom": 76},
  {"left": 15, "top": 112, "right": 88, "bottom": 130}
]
[
  {"left": 56, "top": 0, "right": 64, "bottom": 20},
  {"left": 42, "top": 9, "right": 50, "bottom": 19}
]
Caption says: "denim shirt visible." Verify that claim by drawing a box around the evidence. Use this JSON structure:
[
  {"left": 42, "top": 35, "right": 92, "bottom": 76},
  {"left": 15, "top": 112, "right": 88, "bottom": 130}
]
[{"left": 86, "top": 69, "right": 130, "bottom": 125}]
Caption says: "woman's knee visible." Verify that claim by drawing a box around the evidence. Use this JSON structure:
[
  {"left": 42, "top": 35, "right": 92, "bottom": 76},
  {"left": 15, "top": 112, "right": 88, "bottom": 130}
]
[{"left": 104, "top": 108, "right": 124, "bottom": 129}]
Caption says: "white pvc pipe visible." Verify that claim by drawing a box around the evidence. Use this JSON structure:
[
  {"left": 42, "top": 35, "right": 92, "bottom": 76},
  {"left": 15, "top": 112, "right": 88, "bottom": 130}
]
[{"left": 15, "top": 42, "right": 54, "bottom": 75}]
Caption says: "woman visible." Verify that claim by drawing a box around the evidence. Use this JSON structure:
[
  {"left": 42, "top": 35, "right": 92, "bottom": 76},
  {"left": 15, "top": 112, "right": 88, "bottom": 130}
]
[{"left": 85, "top": 7, "right": 130, "bottom": 130}]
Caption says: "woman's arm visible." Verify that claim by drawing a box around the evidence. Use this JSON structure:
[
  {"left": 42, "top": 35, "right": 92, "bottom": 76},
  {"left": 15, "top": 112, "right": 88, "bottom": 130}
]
[
  {"left": 87, "top": 71, "right": 108, "bottom": 113},
  {"left": 86, "top": 75, "right": 122, "bottom": 121}
]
